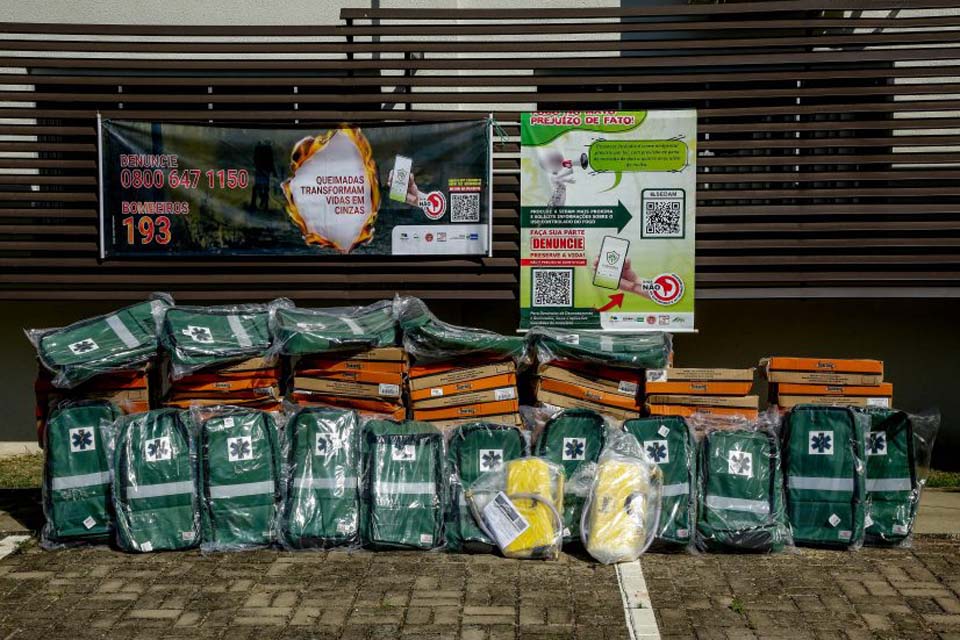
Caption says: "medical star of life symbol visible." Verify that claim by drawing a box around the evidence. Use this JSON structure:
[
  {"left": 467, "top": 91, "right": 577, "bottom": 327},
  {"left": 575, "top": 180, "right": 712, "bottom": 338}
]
[
  {"left": 480, "top": 449, "right": 503, "bottom": 471},
  {"left": 183, "top": 325, "right": 214, "bottom": 344},
  {"left": 810, "top": 432, "right": 833, "bottom": 454},
  {"left": 562, "top": 437, "right": 585, "bottom": 461},
  {"left": 146, "top": 438, "right": 170, "bottom": 461},
  {"left": 70, "top": 428, "right": 93, "bottom": 452},
  {"left": 869, "top": 432, "right": 887, "bottom": 456},
  {"left": 728, "top": 450, "right": 752, "bottom": 477},
  {"left": 68, "top": 339, "right": 98, "bottom": 355},
  {"left": 645, "top": 440, "right": 668, "bottom": 464},
  {"left": 228, "top": 437, "right": 252, "bottom": 462}
]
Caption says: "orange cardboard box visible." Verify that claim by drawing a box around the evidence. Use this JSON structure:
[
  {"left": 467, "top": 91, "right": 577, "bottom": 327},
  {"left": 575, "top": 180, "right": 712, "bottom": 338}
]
[
  {"left": 765, "top": 371, "right": 883, "bottom": 386},
  {"left": 171, "top": 376, "right": 280, "bottom": 394},
  {"left": 763, "top": 357, "right": 883, "bottom": 376},
  {"left": 646, "top": 367, "right": 755, "bottom": 383},
  {"left": 537, "top": 364, "right": 639, "bottom": 397},
  {"left": 290, "top": 392, "right": 405, "bottom": 418},
  {"left": 409, "top": 361, "right": 516, "bottom": 391},
  {"left": 430, "top": 413, "right": 523, "bottom": 430},
  {"left": 292, "top": 377, "right": 402, "bottom": 399},
  {"left": 537, "top": 390, "right": 641, "bottom": 421},
  {"left": 167, "top": 386, "right": 281, "bottom": 402},
  {"left": 773, "top": 382, "right": 893, "bottom": 397},
  {"left": 647, "top": 404, "right": 759, "bottom": 420},
  {"left": 551, "top": 360, "right": 645, "bottom": 389},
  {"left": 164, "top": 396, "right": 281, "bottom": 411},
  {"left": 645, "top": 394, "right": 759, "bottom": 409},
  {"left": 409, "top": 373, "right": 517, "bottom": 402},
  {"left": 296, "top": 357, "right": 406, "bottom": 376},
  {"left": 296, "top": 368, "right": 404, "bottom": 386},
  {"left": 412, "top": 386, "right": 517, "bottom": 409},
  {"left": 413, "top": 399, "right": 519, "bottom": 421},
  {"left": 775, "top": 395, "right": 891, "bottom": 410},
  {"left": 645, "top": 380, "right": 754, "bottom": 396},
  {"left": 537, "top": 378, "right": 642, "bottom": 411}
]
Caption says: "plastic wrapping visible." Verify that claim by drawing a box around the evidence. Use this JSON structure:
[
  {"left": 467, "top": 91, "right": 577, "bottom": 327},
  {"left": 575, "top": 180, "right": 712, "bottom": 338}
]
[
  {"left": 194, "top": 406, "right": 281, "bottom": 552},
  {"left": 445, "top": 422, "right": 527, "bottom": 552},
  {"left": 279, "top": 406, "right": 362, "bottom": 549},
  {"left": 858, "top": 408, "right": 939, "bottom": 546},
  {"left": 160, "top": 304, "right": 272, "bottom": 378},
  {"left": 580, "top": 429, "right": 663, "bottom": 564},
  {"left": 782, "top": 404, "right": 868, "bottom": 549},
  {"left": 395, "top": 295, "right": 528, "bottom": 365},
  {"left": 360, "top": 419, "right": 446, "bottom": 550},
  {"left": 465, "top": 457, "right": 564, "bottom": 560},
  {"left": 529, "top": 327, "right": 672, "bottom": 370},
  {"left": 41, "top": 400, "right": 122, "bottom": 548},
  {"left": 532, "top": 408, "right": 606, "bottom": 541},
  {"left": 112, "top": 409, "right": 200, "bottom": 552},
  {"left": 624, "top": 416, "right": 697, "bottom": 548},
  {"left": 692, "top": 412, "right": 791, "bottom": 553},
  {"left": 269, "top": 298, "right": 399, "bottom": 357},
  {"left": 27, "top": 294, "right": 173, "bottom": 389}
]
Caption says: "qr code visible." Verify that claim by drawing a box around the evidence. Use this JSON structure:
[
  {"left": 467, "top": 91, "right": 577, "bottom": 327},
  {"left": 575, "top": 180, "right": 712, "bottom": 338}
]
[
  {"left": 641, "top": 189, "right": 685, "bottom": 239},
  {"left": 532, "top": 268, "right": 573, "bottom": 307},
  {"left": 450, "top": 192, "right": 480, "bottom": 222}
]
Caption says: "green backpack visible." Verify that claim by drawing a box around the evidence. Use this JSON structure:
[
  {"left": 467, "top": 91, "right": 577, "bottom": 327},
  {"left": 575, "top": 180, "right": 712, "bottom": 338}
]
[
  {"left": 533, "top": 408, "right": 606, "bottom": 542},
  {"left": 197, "top": 408, "right": 281, "bottom": 551},
  {"left": 360, "top": 420, "right": 446, "bottom": 550},
  {"left": 860, "top": 408, "right": 918, "bottom": 545},
  {"left": 697, "top": 429, "right": 790, "bottom": 553},
  {"left": 531, "top": 328, "right": 671, "bottom": 369},
  {"left": 624, "top": 416, "right": 696, "bottom": 547},
  {"left": 446, "top": 422, "right": 526, "bottom": 552},
  {"left": 161, "top": 306, "right": 271, "bottom": 374},
  {"left": 113, "top": 409, "right": 200, "bottom": 552},
  {"left": 42, "top": 401, "right": 122, "bottom": 546},
  {"left": 271, "top": 301, "right": 398, "bottom": 356},
  {"left": 783, "top": 405, "right": 868, "bottom": 549},
  {"left": 280, "top": 407, "right": 361, "bottom": 549},
  {"left": 33, "top": 296, "right": 171, "bottom": 388}
]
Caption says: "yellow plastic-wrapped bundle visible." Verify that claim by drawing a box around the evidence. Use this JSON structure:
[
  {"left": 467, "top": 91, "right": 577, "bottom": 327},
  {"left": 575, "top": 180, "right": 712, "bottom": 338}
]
[
  {"left": 502, "top": 458, "right": 564, "bottom": 560},
  {"left": 579, "top": 425, "right": 663, "bottom": 565},
  {"left": 466, "top": 456, "right": 564, "bottom": 560}
]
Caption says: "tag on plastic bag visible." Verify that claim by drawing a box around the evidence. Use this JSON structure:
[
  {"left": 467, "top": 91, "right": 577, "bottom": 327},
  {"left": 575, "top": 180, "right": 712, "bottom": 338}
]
[
  {"left": 482, "top": 491, "right": 529, "bottom": 549},
  {"left": 82, "top": 516, "right": 96, "bottom": 530}
]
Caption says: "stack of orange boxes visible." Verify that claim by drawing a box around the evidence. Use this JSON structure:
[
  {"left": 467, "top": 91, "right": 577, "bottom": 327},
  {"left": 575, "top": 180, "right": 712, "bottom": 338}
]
[
  {"left": 408, "top": 359, "right": 520, "bottom": 429},
  {"left": 645, "top": 367, "right": 758, "bottom": 419},
  {"left": 290, "top": 347, "right": 407, "bottom": 420},
  {"left": 762, "top": 357, "right": 892, "bottom": 410},
  {"left": 34, "top": 364, "right": 152, "bottom": 445},
  {"left": 534, "top": 360, "right": 643, "bottom": 421},
  {"left": 162, "top": 356, "right": 283, "bottom": 412}
]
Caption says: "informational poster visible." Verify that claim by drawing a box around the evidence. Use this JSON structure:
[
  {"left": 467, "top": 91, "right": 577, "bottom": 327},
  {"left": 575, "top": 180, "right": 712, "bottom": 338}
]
[
  {"left": 519, "top": 110, "right": 696, "bottom": 332},
  {"left": 98, "top": 118, "right": 492, "bottom": 258}
]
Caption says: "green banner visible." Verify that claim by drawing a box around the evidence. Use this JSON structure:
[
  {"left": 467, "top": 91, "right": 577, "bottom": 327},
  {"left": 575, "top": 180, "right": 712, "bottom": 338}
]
[
  {"left": 99, "top": 118, "right": 492, "bottom": 258},
  {"left": 519, "top": 110, "right": 697, "bottom": 332}
]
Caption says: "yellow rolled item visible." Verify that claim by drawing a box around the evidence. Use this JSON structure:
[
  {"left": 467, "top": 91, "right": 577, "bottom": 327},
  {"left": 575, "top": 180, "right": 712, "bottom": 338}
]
[
  {"left": 585, "top": 458, "right": 653, "bottom": 564},
  {"left": 502, "top": 458, "right": 564, "bottom": 560}
]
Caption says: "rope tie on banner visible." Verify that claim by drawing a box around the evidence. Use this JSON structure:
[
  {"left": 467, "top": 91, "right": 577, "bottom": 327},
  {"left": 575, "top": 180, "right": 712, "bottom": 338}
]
[{"left": 490, "top": 116, "right": 509, "bottom": 145}]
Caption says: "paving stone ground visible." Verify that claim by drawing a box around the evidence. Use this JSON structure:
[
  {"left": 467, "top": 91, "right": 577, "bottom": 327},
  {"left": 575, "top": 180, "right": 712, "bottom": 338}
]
[
  {"left": 0, "top": 542, "right": 629, "bottom": 640},
  {"left": 0, "top": 536, "right": 958, "bottom": 639},
  {"left": 644, "top": 536, "right": 960, "bottom": 640}
]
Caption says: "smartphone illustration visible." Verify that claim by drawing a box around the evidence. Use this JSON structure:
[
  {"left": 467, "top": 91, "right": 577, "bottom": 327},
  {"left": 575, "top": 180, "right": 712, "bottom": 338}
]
[
  {"left": 594, "top": 235, "right": 630, "bottom": 290},
  {"left": 389, "top": 155, "right": 413, "bottom": 203}
]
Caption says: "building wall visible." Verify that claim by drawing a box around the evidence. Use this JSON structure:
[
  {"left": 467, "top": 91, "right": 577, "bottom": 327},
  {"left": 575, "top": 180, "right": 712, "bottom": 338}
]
[{"left": 6, "top": 299, "right": 957, "bottom": 469}]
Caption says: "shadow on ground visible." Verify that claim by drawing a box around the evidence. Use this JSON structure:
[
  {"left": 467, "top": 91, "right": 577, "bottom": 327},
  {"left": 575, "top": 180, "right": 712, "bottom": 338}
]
[{"left": 0, "top": 488, "right": 40, "bottom": 533}]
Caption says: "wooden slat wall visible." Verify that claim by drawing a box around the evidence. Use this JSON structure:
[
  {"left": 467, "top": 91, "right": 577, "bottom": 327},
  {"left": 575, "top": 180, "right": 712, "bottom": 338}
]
[{"left": 2, "top": 0, "right": 960, "bottom": 301}]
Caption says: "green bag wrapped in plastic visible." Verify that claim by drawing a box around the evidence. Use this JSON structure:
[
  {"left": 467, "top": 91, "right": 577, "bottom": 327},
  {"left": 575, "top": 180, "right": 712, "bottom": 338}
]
[
  {"left": 28, "top": 294, "right": 172, "bottom": 388},
  {"left": 360, "top": 419, "right": 446, "bottom": 550},
  {"left": 42, "top": 401, "right": 122, "bottom": 547},
  {"left": 624, "top": 416, "right": 696, "bottom": 547},
  {"left": 530, "top": 327, "right": 672, "bottom": 370},
  {"left": 196, "top": 407, "right": 281, "bottom": 551},
  {"left": 858, "top": 408, "right": 938, "bottom": 546},
  {"left": 161, "top": 305, "right": 272, "bottom": 378},
  {"left": 533, "top": 408, "right": 606, "bottom": 542},
  {"left": 696, "top": 418, "right": 791, "bottom": 553},
  {"left": 270, "top": 299, "right": 398, "bottom": 356},
  {"left": 396, "top": 295, "right": 527, "bottom": 364},
  {"left": 446, "top": 422, "right": 526, "bottom": 552},
  {"left": 113, "top": 409, "right": 200, "bottom": 552},
  {"left": 783, "top": 405, "right": 868, "bottom": 549},
  {"left": 280, "top": 407, "right": 362, "bottom": 549}
]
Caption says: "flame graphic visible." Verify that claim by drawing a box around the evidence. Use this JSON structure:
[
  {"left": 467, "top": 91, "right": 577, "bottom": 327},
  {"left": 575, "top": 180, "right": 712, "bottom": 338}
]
[{"left": 281, "top": 127, "right": 381, "bottom": 253}]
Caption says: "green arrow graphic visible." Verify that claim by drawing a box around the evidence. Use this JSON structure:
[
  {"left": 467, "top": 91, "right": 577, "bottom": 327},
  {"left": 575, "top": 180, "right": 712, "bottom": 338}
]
[{"left": 521, "top": 200, "right": 633, "bottom": 233}]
